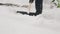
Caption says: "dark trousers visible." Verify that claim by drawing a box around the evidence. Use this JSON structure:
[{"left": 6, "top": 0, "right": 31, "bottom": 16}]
[{"left": 35, "top": 0, "right": 43, "bottom": 14}]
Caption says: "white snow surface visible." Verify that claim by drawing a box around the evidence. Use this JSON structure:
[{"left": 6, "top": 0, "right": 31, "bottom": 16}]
[{"left": 0, "top": 0, "right": 60, "bottom": 34}]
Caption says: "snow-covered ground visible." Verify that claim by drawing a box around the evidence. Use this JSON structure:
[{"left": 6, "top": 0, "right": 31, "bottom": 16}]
[{"left": 0, "top": 0, "right": 60, "bottom": 34}]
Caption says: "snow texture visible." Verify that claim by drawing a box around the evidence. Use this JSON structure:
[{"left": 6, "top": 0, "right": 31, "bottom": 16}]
[{"left": 0, "top": 0, "right": 60, "bottom": 34}]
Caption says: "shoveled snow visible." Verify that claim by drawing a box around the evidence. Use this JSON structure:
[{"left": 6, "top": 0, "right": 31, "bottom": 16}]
[{"left": 0, "top": 0, "right": 60, "bottom": 34}]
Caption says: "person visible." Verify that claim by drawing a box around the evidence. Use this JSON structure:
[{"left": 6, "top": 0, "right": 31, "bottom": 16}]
[{"left": 17, "top": 0, "right": 43, "bottom": 16}]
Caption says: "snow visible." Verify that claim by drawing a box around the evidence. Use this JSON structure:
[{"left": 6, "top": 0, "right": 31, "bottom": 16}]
[{"left": 0, "top": 0, "right": 60, "bottom": 34}]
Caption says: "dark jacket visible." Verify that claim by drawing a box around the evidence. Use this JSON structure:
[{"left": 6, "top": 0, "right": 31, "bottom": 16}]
[{"left": 29, "top": 0, "right": 34, "bottom": 3}]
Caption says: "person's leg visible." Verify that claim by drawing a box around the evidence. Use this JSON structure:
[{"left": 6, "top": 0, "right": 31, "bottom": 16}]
[
  {"left": 29, "top": 0, "right": 43, "bottom": 16},
  {"left": 35, "top": 0, "right": 43, "bottom": 16},
  {"left": 16, "top": 0, "right": 43, "bottom": 16}
]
